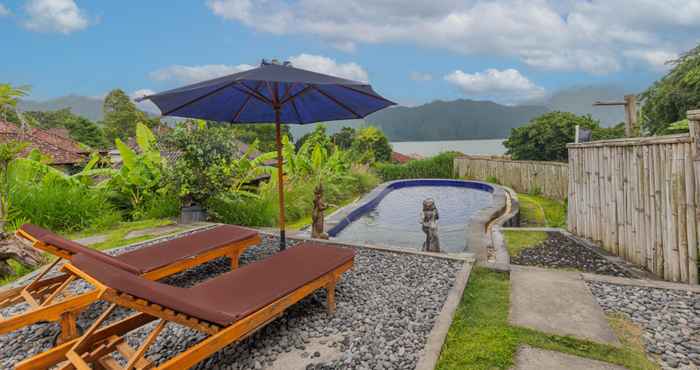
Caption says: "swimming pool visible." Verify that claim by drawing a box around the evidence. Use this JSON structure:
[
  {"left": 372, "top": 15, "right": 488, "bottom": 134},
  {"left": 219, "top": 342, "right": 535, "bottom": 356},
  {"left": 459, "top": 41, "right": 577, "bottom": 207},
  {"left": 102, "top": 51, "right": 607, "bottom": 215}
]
[{"left": 327, "top": 179, "right": 500, "bottom": 253}]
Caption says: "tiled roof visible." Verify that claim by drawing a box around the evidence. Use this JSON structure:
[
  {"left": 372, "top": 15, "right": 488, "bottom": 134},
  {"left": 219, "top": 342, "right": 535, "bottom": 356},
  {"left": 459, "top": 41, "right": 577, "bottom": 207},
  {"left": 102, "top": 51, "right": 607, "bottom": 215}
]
[
  {"left": 391, "top": 151, "right": 415, "bottom": 164},
  {"left": 0, "top": 120, "right": 87, "bottom": 165}
]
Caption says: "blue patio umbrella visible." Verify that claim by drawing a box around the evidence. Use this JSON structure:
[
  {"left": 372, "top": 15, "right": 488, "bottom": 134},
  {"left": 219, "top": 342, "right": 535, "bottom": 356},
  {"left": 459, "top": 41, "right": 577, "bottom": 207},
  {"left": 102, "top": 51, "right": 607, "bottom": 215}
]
[{"left": 138, "top": 60, "right": 396, "bottom": 249}]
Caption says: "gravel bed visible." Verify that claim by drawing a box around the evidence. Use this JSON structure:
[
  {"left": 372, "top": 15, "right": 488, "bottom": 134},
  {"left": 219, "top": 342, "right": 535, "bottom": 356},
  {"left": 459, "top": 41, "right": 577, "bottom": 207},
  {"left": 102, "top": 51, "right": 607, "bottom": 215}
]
[
  {"left": 0, "top": 234, "right": 462, "bottom": 369},
  {"left": 588, "top": 281, "right": 700, "bottom": 369},
  {"left": 510, "top": 232, "right": 632, "bottom": 277}
]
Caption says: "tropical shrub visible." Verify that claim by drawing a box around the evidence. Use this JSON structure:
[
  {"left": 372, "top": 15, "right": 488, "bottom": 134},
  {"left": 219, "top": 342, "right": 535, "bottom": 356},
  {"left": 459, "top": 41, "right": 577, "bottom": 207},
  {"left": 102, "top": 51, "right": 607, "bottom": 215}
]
[
  {"left": 639, "top": 45, "right": 700, "bottom": 134},
  {"left": 350, "top": 126, "right": 392, "bottom": 163},
  {"left": 503, "top": 112, "right": 623, "bottom": 161},
  {"left": 374, "top": 152, "right": 459, "bottom": 181}
]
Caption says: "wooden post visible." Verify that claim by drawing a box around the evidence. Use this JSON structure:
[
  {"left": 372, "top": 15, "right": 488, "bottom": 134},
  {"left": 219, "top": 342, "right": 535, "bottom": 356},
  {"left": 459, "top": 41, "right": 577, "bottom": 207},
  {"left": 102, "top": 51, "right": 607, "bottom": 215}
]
[
  {"left": 624, "top": 95, "right": 638, "bottom": 137},
  {"left": 687, "top": 110, "right": 700, "bottom": 283},
  {"left": 274, "top": 108, "right": 286, "bottom": 250}
]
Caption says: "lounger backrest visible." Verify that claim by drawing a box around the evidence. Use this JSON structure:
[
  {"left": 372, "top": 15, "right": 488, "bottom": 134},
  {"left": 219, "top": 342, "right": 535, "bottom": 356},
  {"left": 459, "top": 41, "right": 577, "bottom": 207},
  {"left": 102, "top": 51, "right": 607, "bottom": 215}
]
[
  {"left": 71, "top": 253, "right": 233, "bottom": 325},
  {"left": 20, "top": 224, "right": 142, "bottom": 275}
]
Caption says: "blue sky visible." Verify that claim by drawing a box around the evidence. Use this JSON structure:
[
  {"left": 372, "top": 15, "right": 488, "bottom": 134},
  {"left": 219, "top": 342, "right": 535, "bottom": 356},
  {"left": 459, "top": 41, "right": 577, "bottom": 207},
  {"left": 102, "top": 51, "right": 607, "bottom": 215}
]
[{"left": 1, "top": 0, "right": 698, "bottom": 107}]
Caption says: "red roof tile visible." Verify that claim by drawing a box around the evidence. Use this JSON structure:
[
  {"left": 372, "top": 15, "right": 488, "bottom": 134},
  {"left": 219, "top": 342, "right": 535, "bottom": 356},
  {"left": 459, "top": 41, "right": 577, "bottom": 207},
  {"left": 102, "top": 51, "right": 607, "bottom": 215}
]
[{"left": 0, "top": 120, "right": 87, "bottom": 165}]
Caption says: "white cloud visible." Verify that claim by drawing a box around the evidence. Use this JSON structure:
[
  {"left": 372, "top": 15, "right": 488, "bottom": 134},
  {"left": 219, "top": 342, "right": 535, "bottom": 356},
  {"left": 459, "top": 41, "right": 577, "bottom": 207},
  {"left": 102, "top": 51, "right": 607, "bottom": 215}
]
[
  {"left": 287, "top": 54, "right": 368, "bottom": 82},
  {"left": 150, "top": 54, "right": 369, "bottom": 85},
  {"left": 24, "top": 0, "right": 89, "bottom": 34},
  {"left": 130, "top": 89, "right": 159, "bottom": 114},
  {"left": 623, "top": 49, "right": 678, "bottom": 71},
  {"left": 0, "top": 4, "right": 11, "bottom": 16},
  {"left": 410, "top": 72, "right": 433, "bottom": 82},
  {"left": 206, "top": 0, "right": 700, "bottom": 75},
  {"left": 445, "top": 68, "right": 545, "bottom": 104},
  {"left": 149, "top": 64, "right": 255, "bottom": 84}
]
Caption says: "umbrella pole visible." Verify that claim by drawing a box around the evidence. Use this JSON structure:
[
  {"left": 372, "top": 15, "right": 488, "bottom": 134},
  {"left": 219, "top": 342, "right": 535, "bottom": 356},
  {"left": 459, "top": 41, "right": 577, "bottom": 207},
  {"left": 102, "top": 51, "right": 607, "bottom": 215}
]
[{"left": 275, "top": 108, "right": 286, "bottom": 250}]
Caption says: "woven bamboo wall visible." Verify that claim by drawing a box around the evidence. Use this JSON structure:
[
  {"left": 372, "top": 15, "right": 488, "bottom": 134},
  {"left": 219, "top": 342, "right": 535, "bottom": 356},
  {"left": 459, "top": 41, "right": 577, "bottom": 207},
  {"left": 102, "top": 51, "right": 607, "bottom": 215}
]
[
  {"left": 454, "top": 155, "right": 569, "bottom": 200},
  {"left": 567, "top": 114, "right": 700, "bottom": 284}
]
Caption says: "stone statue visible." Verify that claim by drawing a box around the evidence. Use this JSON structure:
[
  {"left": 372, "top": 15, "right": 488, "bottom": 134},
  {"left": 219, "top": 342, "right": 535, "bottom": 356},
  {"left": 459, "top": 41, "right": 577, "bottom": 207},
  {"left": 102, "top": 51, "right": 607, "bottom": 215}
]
[
  {"left": 421, "top": 198, "right": 440, "bottom": 252},
  {"left": 311, "top": 183, "right": 329, "bottom": 239}
]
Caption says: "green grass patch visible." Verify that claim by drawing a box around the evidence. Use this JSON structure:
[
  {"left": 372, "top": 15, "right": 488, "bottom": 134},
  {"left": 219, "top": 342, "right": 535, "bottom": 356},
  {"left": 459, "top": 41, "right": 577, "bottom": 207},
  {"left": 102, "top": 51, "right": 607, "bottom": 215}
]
[
  {"left": 517, "top": 194, "right": 567, "bottom": 228},
  {"left": 436, "top": 268, "right": 658, "bottom": 370},
  {"left": 286, "top": 195, "right": 360, "bottom": 231},
  {"left": 503, "top": 230, "right": 548, "bottom": 257},
  {"left": 0, "top": 259, "right": 36, "bottom": 286}
]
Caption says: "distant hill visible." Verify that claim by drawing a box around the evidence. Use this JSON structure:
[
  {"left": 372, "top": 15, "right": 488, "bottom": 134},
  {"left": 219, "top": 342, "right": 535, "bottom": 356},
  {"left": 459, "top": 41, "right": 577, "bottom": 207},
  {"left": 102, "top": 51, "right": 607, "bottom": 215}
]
[
  {"left": 544, "top": 85, "right": 628, "bottom": 127},
  {"left": 365, "top": 99, "right": 548, "bottom": 141},
  {"left": 18, "top": 95, "right": 104, "bottom": 121}
]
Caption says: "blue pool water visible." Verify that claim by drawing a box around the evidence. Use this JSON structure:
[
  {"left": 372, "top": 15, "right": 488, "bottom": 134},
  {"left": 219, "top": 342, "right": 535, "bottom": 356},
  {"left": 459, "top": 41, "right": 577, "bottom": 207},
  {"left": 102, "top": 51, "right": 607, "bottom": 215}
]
[{"left": 331, "top": 182, "right": 494, "bottom": 252}]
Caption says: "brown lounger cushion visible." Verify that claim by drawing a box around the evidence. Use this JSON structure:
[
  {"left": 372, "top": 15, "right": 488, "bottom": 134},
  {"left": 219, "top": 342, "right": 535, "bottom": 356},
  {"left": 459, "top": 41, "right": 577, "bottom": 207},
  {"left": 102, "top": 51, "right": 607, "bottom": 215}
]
[
  {"left": 115, "top": 225, "right": 258, "bottom": 273},
  {"left": 71, "top": 243, "right": 356, "bottom": 326},
  {"left": 20, "top": 224, "right": 141, "bottom": 275}
]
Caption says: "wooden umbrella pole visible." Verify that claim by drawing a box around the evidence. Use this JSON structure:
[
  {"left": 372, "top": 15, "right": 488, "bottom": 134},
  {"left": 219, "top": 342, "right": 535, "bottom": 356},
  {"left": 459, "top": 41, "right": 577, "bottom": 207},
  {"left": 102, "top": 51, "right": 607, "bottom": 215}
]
[{"left": 275, "top": 107, "right": 286, "bottom": 250}]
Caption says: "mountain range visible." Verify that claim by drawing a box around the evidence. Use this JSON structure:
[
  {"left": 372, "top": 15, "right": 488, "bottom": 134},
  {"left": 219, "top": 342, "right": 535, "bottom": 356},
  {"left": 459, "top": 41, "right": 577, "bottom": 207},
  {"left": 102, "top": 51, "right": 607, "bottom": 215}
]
[{"left": 17, "top": 85, "right": 629, "bottom": 141}]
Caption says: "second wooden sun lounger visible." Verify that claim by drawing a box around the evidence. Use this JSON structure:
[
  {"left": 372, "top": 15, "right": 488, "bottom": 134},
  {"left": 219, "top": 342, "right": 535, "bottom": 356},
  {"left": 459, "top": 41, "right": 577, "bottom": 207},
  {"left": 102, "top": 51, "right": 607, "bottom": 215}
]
[
  {"left": 17, "top": 242, "right": 355, "bottom": 370},
  {"left": 0, "top": 224, "right": 260, "bottom": 342}
]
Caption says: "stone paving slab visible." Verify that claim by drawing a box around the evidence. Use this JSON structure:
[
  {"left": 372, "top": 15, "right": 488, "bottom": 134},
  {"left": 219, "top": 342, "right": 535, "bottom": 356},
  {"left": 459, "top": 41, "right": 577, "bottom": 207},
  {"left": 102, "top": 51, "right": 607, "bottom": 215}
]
[
  {"left": 509, "top": 266, "right": 620, "bottom": 345},
  {"left": 514, "top": 346, "right": 627, "bottom": 370}
]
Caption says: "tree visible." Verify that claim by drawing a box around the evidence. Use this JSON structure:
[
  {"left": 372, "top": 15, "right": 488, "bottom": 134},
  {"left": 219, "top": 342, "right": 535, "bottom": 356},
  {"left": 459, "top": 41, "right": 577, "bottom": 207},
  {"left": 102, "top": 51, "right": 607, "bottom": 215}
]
[
  {"left": 639, "top": 45, "right": 700, "bottom": 134},
  {"left": 24, "top": 109, "right": 108, "bottom": 148},
  {"left": 102, "top": 89, "right": 149, "bottom": 143},
  {"left": 504, "top": 112, "right": 622, "bottom": 161},
  {"left": 351, "top": 126, "right": 392, "bottom": 163},
  {"left": 332, "top": 127, "right": 356, "bottom": 149},
  {"left": 0, "top": 84, "right": 30, "bottom": 124},
  {"left": 295, "top": 124, "right": 332, "bottom": 152}
]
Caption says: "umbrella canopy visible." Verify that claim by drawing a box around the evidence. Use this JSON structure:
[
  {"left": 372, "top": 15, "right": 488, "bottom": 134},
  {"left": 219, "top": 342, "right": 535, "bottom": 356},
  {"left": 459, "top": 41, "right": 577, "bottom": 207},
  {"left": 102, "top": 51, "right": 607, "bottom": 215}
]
[{"left": 139, "top": 60, "right": 396, "bottom": 249}]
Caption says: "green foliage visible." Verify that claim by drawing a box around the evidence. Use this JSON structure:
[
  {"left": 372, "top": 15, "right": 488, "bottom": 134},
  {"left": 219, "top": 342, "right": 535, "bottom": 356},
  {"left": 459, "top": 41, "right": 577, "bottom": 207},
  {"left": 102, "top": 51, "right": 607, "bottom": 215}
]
[
  {"left": 331, "top": 127, "right": 356, "bottom": 149},
  {"left": 350, "top": 126, "right": 392, "bottom": 163},
  {"left": 231, "top": 123, "right": 292, "bottom": 152},
  {"left": 374, "top": 152, "right": 459, "bottom": 181},
  {"left": 295, "top": 125, "right": 333, "bottom": 152},
  {"left": 23, "top": 108, "right": 108, "bottom": 148},
  {"left": 640, "top": 45, "right": 700, "bottom": 134},
  {"left": 504, "top": 112, "right": 623, "bottom": 161},
  {"left": 517, "top": 193, "right": 567, "bottom": 228},
  {"left": 0, "top": 83, "right": 30, "bottom": 123},
  {"left": 164, "top": 121, "right": 274, "bottom": 205},
  {"left": 105, "top": 123, "right": 177, "bottom": 220},
  {"left": 485, "top": 176, "right": 500, "bottom": 185},
  {"left": 7, "top": 153, "right": 119, "bottom": 232},
  {"left": 661, "top": 119, "right": 690, "bottom": 135},
  {"left": 102, "top": 89, "right": 153, "bottom": 142}
]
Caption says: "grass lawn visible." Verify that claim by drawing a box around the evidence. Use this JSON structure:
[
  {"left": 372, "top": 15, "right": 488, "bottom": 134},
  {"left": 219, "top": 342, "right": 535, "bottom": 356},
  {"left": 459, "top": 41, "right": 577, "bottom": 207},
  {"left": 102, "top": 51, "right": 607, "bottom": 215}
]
[
  {"left": 1, "top": 219, "right": 181, "bottom": 287},
  {"left": 436, "top": 267, "right": 658, "bottom": 370},
  {"left": 517, "top": 193, "right": 567, "bottom": 228},
  {"left": 287, "top": 195, "right": 361, "bottom": 231},
  {"left": 502, "top": 230, "right": 548, "bottom": 257}
]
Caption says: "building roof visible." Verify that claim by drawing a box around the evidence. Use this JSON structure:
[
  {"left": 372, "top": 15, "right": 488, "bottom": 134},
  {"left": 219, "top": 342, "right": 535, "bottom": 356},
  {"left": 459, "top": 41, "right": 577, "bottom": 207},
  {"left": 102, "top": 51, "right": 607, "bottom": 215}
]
[
  {"left": 391, "top": 151, "right": 416, "bottom": 164},
  {"left": 0, "top": 120, "right": 88, "bottom": 165}
]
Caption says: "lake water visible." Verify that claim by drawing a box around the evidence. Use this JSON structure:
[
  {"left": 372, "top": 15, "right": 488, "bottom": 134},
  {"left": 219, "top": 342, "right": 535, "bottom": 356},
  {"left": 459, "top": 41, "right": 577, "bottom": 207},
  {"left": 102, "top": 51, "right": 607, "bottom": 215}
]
[{"left": 391, "top": 139, "right": 506, "bottom": 157}]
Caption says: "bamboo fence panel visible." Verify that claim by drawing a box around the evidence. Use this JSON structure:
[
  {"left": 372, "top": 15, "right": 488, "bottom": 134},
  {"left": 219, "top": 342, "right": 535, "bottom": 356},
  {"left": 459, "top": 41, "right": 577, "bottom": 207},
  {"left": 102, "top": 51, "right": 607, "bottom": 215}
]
[
  {"left": 454, "top": 155, "right": 569, "bottom": 200},
  {"left": 567, "top": 114, "right": 700, "bottom": 284}
]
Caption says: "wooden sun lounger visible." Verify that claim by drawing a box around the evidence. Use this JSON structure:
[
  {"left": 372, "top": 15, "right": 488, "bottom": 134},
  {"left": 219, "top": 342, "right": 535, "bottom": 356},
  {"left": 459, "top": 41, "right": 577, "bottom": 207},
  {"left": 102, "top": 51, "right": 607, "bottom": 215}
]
[
  {"left": 16, "top": 243, "right": 355, "bottom": 370},
  {"left": 1, "top": 224, "right": 261, "bottom": 343}
]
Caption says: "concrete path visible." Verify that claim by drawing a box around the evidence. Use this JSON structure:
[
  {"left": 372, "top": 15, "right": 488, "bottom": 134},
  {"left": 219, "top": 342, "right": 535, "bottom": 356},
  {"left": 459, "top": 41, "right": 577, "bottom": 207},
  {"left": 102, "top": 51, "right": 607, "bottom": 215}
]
[
  {"left": 514, "top": 346, "right": 627, "bottom": 370},
  {"left": 509, "top": 266, "right": 620, "bottom": 345}
]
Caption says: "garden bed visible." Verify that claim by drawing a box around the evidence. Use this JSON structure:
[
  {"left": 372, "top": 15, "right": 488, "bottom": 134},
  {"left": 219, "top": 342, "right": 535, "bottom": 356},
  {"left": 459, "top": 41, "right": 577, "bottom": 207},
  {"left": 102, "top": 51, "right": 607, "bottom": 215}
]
[
  {"left": 588, "top": 281, "right": 700, "bottom": 369},
  {"left": 505, "top": 231, "right": 633, "bottom": 277},
  {"left": 0, "top": 233, "right": 463, "bottom": 369}
]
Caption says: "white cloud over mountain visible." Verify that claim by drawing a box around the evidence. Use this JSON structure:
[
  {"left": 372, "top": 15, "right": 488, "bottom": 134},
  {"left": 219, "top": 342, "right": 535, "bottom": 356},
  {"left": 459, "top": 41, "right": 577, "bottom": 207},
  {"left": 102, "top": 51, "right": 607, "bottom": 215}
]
[
  {"left": 206, "top": 0, "right": 699, "bottom": 74},
  {"left": 445, "top": 68, "right": 545, "bottom": 104},
  {"left": 151, "top": 54, "right": 369, "bottom": 84},
  {"left": 24, "top": 0, "right": 89, "bottom": 34}
]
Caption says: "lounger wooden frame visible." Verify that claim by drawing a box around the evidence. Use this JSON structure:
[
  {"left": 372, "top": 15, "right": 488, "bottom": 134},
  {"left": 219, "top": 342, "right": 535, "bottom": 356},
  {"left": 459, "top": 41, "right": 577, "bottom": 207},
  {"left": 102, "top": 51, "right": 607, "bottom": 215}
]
[
  {"left": 16, "top": 259, "right": 353, "bottom": 370},
  {"left": 0, "top": 228, "right": 261, "bottom": 342}
]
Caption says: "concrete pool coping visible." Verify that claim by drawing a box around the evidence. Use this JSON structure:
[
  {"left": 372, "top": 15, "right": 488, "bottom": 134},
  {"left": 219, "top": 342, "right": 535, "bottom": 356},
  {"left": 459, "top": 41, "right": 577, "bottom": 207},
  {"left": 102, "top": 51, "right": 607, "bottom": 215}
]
[{"left": 322, "top": 179, "right": 510, "bottom": 260}]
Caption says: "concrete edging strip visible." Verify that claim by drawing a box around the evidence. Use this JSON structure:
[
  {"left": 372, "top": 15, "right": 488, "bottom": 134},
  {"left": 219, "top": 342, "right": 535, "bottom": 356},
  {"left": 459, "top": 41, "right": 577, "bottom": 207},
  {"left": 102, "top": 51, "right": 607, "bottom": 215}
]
[{"left": 415, "top": 260, "right": 473, "bottom": 370}]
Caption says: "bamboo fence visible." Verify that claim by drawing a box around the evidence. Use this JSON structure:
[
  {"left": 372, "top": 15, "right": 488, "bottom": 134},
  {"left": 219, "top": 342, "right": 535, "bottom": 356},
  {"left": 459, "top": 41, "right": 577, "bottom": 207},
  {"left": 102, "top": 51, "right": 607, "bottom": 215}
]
[
  {"left": 567, "top": 111, "right": 700, "bottom": 283},
  {"left": 454, "top": 155, "right": 569, "bottom": 200}
]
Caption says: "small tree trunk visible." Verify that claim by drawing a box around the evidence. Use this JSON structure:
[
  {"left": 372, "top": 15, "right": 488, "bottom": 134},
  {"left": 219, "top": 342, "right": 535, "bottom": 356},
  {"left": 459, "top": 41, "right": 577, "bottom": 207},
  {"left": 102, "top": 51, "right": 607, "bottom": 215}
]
[{"left": 0, "top": 234, "right": 45, "bottom": 279}]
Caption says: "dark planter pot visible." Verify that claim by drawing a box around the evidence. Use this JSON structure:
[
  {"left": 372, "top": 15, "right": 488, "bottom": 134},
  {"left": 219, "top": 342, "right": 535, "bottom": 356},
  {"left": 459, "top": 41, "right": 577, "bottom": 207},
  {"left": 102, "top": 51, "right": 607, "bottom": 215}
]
[{"left": 179, "top": 204, "right": 208, "bottom": 224}]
